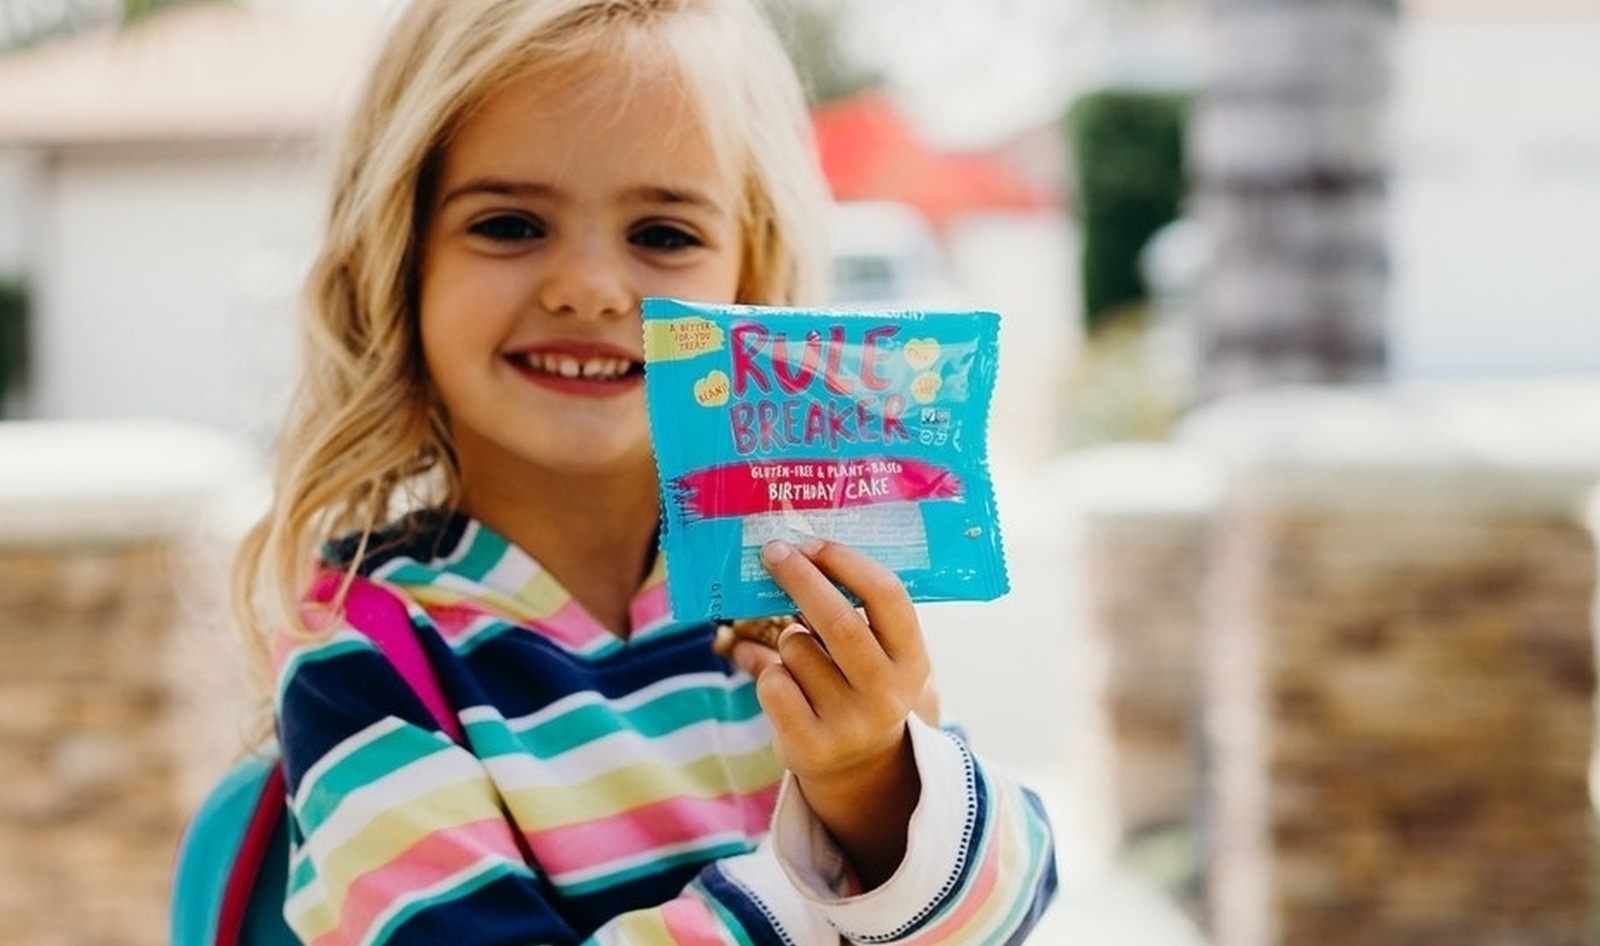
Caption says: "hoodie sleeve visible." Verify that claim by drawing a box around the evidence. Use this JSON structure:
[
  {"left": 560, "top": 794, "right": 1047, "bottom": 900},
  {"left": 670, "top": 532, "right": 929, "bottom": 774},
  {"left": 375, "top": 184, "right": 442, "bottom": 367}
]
[{"left": 768, "top": 716, "right": 1060, "bottom": 945}]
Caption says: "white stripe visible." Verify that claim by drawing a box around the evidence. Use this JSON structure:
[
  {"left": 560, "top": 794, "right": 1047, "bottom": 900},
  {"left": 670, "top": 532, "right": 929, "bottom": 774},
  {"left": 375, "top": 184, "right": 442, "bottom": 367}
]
[
  {"left": 300, "top": 744, "right": 491, "bottom": 859},
  {"left": 431, "top": 570, "right": 495, "bottom": 599},
  {"left": 483, "top": 714, "right": 775, "bottom": 792},
  {"left": 478, "top": 547, "right": 540, "bottom": 597},
  {"left": 438, "top": 520, "right": 481, "bottom": 568},
  {"left": 292, "top": 715, "right": 409, "bottom": 810},
  {"left": 501, "top": 671, "right": 745, "bottom": 732}
]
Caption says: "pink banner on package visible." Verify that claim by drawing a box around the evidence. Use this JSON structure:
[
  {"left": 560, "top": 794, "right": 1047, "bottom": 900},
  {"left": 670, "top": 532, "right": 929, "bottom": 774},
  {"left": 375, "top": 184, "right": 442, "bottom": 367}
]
[{"left": 671, "top": 457, "right": 963, "bottom": 520}]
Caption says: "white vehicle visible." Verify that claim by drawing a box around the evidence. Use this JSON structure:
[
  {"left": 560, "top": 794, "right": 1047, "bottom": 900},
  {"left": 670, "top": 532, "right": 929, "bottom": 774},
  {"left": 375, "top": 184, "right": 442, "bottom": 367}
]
[{"left": 827, "top": 200, "right": 961, "bottom": 308}]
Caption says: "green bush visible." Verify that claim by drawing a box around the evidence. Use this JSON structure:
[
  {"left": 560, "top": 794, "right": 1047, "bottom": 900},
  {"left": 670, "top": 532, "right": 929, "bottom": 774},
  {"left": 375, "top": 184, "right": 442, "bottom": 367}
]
[
  {"left": 0, "top": 278, "right": 26, "bottom": 416},
  {"left": 1066, "top": 88, "right": 1191, "bottom": 332}
]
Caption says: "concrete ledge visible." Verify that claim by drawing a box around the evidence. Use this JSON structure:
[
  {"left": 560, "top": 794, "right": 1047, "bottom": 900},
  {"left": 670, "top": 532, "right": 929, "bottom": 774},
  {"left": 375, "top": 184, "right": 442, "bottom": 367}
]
[
  {"left": 0, "top": 419, "right": 261, "bottom": 548},
  {"left": 1176, "top": 380, "right": 1600, "bottom": 517},
  {"left": 1051, "top": 443, "right": 1226, "bottom": 526}
]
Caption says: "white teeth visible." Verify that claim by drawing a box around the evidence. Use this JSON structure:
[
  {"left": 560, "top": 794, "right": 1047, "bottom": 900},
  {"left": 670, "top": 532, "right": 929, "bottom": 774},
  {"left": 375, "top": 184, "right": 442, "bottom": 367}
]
[
  {"left": 523, "top": 353, "right": 632, "bottom": 380},
  {"left": 582, "top": 357, "right": 628, "bottom": 378}
]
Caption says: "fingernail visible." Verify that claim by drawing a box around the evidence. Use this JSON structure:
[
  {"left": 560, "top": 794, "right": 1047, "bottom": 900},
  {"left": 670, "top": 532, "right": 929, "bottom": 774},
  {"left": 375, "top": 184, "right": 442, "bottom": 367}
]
[
  {"left": 797, "top": 537, "right": 824, "bottom": 556},
  {"left": 762, "top": 540, "right": 792, "bottom": 563}
]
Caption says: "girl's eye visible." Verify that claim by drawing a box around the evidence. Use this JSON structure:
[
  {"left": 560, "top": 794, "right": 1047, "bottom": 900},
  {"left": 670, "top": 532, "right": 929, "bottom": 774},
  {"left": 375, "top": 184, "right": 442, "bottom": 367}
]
[
  {"left": 469, "top": 214, "right": 544, "bottom": 243},
  {"left": 631, "top": 223, "right": 702, "bottom": 252}
]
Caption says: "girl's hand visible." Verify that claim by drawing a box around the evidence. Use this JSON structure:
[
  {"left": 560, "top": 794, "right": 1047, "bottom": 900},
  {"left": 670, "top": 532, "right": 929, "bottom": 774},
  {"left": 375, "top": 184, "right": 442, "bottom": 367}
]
[
  {"left": 729, "top": 639, "right": 941, "bottom": 728},
  {"left": 741, "top": 537, "right": 933, "bottom": 887}
]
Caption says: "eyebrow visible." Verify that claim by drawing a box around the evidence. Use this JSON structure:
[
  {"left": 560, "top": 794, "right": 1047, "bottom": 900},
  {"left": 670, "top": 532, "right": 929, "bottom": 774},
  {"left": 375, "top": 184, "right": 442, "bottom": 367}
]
[{"left": 438, "top": 178, "right": 728, "bottom": 216}]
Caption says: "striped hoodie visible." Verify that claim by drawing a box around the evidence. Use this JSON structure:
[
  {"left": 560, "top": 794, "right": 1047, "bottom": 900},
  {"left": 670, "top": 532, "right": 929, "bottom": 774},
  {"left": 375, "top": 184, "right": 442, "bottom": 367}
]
[{"left": 274, "top": 511, "right": 1058, "bottom": 945}]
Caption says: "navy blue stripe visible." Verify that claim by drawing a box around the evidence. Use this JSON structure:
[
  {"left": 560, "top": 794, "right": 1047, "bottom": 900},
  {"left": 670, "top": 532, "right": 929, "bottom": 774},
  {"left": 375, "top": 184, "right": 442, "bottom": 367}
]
[
  {"left": 699, "top": 863, "right": 792, "bottom": 946},
  {"left": 380, "top": 871, "right": 578, "bottom": 944},
  {"left": 322, "top": 509, "right": 467, "bottom": 576},
  {"left": 278, "top": 648, "right": 450, "bottom": 794},
  {"left": 446, "top": 621, "right": 726, "bottom": 719},
  {"left": 558, "top": 861, "right": 707, "bottom": 936}
]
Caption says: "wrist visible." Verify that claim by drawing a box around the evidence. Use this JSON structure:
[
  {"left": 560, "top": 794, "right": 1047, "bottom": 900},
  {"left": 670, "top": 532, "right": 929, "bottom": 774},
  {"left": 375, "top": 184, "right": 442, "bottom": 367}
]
[{"left": 794, "top": 724, "right": 920, "bottom": 889}]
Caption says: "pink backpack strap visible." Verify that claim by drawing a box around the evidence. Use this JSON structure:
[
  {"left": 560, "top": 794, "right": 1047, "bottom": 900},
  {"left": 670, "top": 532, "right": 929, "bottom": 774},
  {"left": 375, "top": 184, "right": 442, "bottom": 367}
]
[
  {"left": 307, "top": 572, "right": 464, "bottom": 742},
  {"left": 304, "top": 570, "right": 539, "bottom": 867}
]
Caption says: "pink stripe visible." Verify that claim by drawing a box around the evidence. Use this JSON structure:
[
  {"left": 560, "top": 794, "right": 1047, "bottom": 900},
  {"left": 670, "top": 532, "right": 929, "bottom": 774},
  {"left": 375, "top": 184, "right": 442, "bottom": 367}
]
[
  {"left": 306, "top": 818, "right": 524, "bottom": 946},
  {"left": 424, "top": 601, "right": 498, "bottom": 643},
  {"left": 901, "top": 819, "right": 1003, "bottom": 945},
  {"left": 528, "top": 785, "right": 779, "bottom": 876},
  {"left": 531, "top": 599, "right": 611, "bottom": 650},
  {"left": 660, "top": 895, "right": 723, "bottom": 943},
  {"left": 629, "top": 581, "right": 672, "bottom": 631}
]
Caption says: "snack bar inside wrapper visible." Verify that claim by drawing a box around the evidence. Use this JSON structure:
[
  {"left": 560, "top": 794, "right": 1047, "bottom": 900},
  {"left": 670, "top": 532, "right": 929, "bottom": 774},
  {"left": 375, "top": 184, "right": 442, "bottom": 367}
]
[{"left": 642, "top": 298, "right": 1010, "bottom": 622}]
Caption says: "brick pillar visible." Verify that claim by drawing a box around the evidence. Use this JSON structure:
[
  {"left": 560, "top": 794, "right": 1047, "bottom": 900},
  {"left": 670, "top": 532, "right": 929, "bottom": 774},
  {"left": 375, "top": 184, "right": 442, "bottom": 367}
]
[
  {"left": 1061, "top": 444, "right": 1224, "bottom": 917},
  {"left": 1061, "top": 448, "right": 1223, "bottom": 821},
  {"left": 0, "top": 420, "right": 257, "bottom": 946},
  {"left": 1189, "top": 0, "right": 1396, "bottom": 399},
  {"left": 1183, "top": 384, "right": 1600, "bottom": 946}
]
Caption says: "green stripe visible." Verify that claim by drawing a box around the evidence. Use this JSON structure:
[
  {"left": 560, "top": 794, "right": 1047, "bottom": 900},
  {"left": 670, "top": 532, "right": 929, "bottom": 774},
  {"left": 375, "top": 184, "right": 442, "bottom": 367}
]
[{"left": 295, "top": 725, "right": 456, "bottom": 831}]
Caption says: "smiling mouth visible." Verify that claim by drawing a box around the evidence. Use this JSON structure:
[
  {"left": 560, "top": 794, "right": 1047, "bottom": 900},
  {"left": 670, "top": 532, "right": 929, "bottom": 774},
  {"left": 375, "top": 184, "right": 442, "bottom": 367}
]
[{"left": 512, "top": 352, "right": 643, "bottom": 382}]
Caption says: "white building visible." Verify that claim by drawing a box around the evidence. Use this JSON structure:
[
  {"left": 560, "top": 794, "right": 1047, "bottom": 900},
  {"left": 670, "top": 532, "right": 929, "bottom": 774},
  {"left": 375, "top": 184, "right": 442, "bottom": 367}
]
[
  {"left": 0, "top": 3, "right": 385, "bottom": 443},
  {"left": 1388, "top": 0, "right": 1600, "bottom": 379}
]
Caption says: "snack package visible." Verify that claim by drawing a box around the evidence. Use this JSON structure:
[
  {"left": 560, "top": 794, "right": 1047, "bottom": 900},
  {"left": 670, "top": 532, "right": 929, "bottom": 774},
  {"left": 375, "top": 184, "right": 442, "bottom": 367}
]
[{"left": 642, "top": 297, "right": 1010, "bottom": 622}]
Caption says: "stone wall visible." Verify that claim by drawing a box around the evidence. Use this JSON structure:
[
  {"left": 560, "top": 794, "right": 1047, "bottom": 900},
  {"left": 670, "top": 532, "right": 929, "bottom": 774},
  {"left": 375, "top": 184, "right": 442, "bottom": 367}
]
[
  {"left": 0, "top": 421, "right": 258, "bottom": 946},
  {"left": 1204, "top": 504, "right": 1595, "bottom": 946},
  {"left": 1070, "top": 382, "right": 1600, "bottom": 946},
  {"left": 1184, "top": 383, "right": 1600, "bottom": 946}
]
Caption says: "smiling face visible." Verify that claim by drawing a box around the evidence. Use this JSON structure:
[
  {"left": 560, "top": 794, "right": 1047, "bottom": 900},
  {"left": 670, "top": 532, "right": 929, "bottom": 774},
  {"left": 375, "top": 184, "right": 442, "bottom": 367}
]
[{"left": 418, "top": 52, "right": 744, "bottom": 508}]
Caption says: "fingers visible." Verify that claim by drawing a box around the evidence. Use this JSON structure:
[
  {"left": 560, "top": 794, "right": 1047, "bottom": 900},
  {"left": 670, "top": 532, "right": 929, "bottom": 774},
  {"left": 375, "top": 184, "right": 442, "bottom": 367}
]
[
  {"left": 728, "top": 638, "right": 782, "bottom": 678},
  {"left": 760, "top": 539, "right": 923, "bottom": 665}
]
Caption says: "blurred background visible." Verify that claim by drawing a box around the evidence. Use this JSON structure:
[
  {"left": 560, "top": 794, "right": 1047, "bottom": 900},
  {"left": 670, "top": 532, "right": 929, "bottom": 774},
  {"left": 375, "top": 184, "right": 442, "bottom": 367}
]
[{"left": 1, "top": 0, "right": 1598, "bottom": 943}]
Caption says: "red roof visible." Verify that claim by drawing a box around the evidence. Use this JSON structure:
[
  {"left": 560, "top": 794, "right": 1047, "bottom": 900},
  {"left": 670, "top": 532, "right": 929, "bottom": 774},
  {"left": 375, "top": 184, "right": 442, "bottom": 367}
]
[{"left": 811, "top": 92, "right": 1055, "bottom": 230}]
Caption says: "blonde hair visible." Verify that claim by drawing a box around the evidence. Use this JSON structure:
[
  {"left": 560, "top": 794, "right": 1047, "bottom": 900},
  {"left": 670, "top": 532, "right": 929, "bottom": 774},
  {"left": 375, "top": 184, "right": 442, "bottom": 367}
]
[{"left": 231, "top": 0, "right": 832, "bottom": 699}]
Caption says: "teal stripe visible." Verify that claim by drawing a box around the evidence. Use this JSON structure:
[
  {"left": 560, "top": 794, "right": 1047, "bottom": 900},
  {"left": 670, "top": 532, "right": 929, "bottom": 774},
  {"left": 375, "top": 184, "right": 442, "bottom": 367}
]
[
  {"left": 448, "top": 616, "right": 518, "bottom": 656},
  {"left": 449, "top": 523, "right": 509, "bottom": 582},
  {"left": 287, "top": 846, "right": 314, "bottom": 899},
  {"left": 558, "top": 838, "right": 752, "bottom": 898},
  {"left": 505, "top": 685, "right": 765, "bottom": 759},
  {"left": 458, "top": 714, "right": 525, "bottom": 760},
  {"left": 982, "top": 787, "right": 1059, "bottom": 941},
  {"left": 378, "top": 561, "right": 442, "bottom": 587},
  {"left": 295, "top": 725, "right": 457, "bottom": 831},
  {"left": 693, "top": 883, "right": 759, "bottom": 946}
]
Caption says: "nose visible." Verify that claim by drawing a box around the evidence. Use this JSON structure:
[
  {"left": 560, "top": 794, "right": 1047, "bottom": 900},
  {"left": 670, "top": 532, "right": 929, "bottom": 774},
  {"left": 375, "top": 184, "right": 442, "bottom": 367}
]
[{"left": 537, "top": 234, "right": 635, "bottom": 321}]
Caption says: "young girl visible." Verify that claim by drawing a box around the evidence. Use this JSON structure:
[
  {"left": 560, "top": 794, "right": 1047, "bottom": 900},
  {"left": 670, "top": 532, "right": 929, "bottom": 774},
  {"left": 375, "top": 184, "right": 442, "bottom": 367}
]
[{"left": 232, "top": 0, "right": 1058, "bottom": 942}]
